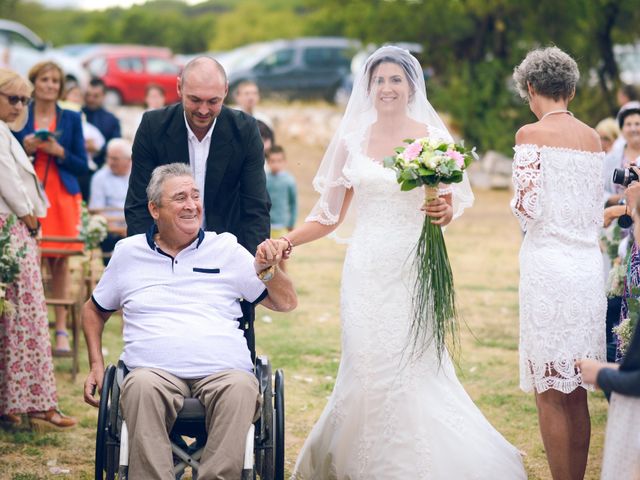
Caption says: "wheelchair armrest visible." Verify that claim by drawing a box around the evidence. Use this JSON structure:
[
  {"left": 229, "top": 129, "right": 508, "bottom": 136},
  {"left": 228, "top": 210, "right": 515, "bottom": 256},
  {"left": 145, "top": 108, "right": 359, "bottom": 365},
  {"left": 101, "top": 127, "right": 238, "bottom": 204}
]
[{"left": 255, "top": 355, "right": 272, "bottom": 395}]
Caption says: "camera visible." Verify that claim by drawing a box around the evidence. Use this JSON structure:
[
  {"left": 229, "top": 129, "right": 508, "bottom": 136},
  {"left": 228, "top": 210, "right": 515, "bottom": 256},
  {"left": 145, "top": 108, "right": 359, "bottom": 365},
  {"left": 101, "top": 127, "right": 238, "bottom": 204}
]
[{"left": 612, "top": 167, "right": 639, "bottom": 187}]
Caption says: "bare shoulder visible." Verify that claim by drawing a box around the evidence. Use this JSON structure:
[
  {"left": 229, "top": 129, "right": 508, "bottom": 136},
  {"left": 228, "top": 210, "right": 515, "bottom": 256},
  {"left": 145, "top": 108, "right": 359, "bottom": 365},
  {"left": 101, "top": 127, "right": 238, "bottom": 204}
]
[
  {"left": 574, "top": 119, "right": 602, "bottom": 152},
  {"left": 515, "top": 123, "right": 540, "bottom": 145}
]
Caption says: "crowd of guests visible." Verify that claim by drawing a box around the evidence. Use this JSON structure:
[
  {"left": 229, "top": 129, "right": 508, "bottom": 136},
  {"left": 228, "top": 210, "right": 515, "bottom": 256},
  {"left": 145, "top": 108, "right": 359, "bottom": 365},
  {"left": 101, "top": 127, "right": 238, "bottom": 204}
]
[{"left": 0, "top": 59, "right": 298, "bottom": 434}]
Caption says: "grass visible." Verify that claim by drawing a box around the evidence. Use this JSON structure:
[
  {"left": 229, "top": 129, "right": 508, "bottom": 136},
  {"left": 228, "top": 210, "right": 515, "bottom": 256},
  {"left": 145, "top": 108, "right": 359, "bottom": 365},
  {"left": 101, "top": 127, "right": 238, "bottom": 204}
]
[{"left": 0, "top": 130, "right": 609, "bottom": 478}]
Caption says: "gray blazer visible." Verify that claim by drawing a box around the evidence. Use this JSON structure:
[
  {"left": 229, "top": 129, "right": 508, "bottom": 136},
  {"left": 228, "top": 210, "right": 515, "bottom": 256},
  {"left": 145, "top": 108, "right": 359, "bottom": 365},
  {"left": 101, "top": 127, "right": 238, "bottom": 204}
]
[{"left": 0, "top": 121, "right": 47, "bottom": 218}]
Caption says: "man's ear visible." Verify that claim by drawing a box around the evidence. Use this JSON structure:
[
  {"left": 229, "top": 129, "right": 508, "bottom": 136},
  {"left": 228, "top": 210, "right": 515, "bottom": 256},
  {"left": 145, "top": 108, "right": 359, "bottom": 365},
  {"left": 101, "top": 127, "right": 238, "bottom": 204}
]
[
  {"left": 149, "top": 201, "right": 160, "bottom": 220},
  {"left": 176, "top": 77, "right": 182, "bottom": 99}
]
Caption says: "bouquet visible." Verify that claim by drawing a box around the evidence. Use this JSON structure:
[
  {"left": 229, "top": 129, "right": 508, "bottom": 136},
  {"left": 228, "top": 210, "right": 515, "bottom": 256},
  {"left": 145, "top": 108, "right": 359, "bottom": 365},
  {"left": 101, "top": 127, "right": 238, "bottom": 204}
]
[
  {"left": 613, "top": 316, "right": 637, "bottom": 356},
  {"left": 384, "top": 137, "right": 476, "bottom": 359},
  {"left": 0, "top": 215, "right": 27, "bottom": 315},
  {"left": 78, "top": 202, "right": 108, "bottom": 252},
  {"left": 615, "top": 284, "right": 640, "bottom": 357}
]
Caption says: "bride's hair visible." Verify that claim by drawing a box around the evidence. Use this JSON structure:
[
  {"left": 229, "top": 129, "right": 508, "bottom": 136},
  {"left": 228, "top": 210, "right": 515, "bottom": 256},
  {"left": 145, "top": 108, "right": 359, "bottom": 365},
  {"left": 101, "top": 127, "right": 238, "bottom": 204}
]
[{"left": 365, "top": 54, "right": 418, "bottom": 97}]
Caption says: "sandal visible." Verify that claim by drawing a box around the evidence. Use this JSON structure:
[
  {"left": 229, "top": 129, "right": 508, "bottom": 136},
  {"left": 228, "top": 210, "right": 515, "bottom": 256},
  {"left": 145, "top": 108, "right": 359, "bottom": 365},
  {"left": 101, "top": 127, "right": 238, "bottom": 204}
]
[
  {"left": 53, "top": 330, "right": 71, "bottom": 355},
  {"left": 29, "top": 409, "right": 77, "bottom": 432}
]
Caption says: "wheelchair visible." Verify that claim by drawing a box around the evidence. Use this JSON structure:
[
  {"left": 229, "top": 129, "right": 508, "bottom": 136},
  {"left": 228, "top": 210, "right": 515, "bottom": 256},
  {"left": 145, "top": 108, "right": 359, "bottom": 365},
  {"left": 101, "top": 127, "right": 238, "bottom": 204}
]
[{"left": 94, "top": 316, "right": 285, "bottom": 480}]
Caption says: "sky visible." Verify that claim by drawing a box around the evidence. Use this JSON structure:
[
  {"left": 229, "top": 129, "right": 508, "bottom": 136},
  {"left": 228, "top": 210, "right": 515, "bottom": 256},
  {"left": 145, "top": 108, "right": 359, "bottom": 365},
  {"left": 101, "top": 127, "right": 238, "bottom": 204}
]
[{"left": 38, "top": 0, "right": 199, "bottom": 10}]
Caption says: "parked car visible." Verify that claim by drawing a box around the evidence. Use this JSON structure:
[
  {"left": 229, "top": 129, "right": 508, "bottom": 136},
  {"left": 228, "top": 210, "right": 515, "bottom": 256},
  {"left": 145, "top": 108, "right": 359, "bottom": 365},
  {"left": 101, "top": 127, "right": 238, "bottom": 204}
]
[
  {"left": 226, "top": 37, "right": 360, "bottom": 102},
  {"left": 83, "top": 45, "right": 182, "bottom": 106},
  {"left": 0, "top": 19, "right": 89, "bottom": 88}
]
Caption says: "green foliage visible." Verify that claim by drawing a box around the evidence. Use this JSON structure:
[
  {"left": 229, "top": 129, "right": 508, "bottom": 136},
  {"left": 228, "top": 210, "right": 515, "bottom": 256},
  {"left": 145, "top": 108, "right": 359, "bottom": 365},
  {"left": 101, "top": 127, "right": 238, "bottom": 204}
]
[{"left": 1, "top": 0, "right": 639, "bottom": 152}]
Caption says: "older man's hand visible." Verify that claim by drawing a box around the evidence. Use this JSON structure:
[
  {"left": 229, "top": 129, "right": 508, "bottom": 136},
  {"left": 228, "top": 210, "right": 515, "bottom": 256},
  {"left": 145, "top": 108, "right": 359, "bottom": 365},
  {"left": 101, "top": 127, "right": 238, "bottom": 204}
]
[
  {"left": 255, "top": 239, "right": 286, "bottom": 273},
  {"left": 84, "top": 363, "right": 105, "bottom": 408}
]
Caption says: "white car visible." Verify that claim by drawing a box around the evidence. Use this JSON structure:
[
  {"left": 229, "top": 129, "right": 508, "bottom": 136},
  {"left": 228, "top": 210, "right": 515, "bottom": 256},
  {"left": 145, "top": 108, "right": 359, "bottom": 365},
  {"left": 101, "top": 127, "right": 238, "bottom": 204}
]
[{"left": 0, "top": 19, "right": 89, "bottom": 89}]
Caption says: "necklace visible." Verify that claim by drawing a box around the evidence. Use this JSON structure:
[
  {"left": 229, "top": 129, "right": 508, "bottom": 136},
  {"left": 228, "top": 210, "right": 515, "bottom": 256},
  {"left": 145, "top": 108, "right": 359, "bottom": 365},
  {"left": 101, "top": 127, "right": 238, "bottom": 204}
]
[{"left": 540, "top": 109, "right": 574, "bottom": 121}]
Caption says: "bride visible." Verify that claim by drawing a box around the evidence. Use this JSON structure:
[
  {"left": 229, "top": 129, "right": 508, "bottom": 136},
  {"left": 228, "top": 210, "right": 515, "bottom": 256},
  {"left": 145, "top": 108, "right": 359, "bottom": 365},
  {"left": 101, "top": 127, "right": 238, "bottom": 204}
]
[{"left": 277, "top": 46, "right": 526, "bottom": 479}]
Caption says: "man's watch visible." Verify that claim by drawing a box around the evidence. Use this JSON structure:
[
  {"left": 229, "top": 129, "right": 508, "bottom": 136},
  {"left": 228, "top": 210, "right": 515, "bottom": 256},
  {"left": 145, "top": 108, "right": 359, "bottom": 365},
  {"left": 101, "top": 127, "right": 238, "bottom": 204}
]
[{"left": 258, "top": 265, "right": 276, "bottom": 282}]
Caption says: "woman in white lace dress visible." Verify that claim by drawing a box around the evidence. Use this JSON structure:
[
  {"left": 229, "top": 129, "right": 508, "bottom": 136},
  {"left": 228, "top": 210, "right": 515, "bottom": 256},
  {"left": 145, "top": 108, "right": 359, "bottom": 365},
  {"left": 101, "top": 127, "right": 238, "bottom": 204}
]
[
  {"left": 277, "top": 46, "right": 526, "bottom": 479},
  {"left": 511, "top": 47, "right": 606, "bottom": 480}
]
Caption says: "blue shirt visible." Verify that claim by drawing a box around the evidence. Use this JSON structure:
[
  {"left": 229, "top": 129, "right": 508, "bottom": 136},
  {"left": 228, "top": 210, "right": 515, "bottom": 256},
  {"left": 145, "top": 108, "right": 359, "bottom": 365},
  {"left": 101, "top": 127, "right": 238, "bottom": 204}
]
[
  {"left": 266, "top": 171, "right": 297, "bottom": 229},
  {"left": 89, "top": 166, "right": 129, "bottom": 210}
]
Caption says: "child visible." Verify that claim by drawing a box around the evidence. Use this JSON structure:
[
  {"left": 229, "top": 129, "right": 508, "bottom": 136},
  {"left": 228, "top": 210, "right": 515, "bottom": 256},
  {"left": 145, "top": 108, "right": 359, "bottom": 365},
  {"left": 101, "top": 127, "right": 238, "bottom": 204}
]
[{"left": 266, "top": 145, "right": 297, "bottom": 271}]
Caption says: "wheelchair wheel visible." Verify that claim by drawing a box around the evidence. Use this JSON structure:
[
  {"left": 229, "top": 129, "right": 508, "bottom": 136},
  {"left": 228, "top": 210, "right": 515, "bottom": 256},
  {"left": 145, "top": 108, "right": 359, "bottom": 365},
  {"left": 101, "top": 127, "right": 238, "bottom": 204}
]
[
  {"left": 274, "top": 369, "right": 285, "bottom": 480},
  {"left": 256, "top": 360, "right": 274, "bottom": 479},
  {"left": 95, "top": 364, "right": 116, "bottom": 480}
]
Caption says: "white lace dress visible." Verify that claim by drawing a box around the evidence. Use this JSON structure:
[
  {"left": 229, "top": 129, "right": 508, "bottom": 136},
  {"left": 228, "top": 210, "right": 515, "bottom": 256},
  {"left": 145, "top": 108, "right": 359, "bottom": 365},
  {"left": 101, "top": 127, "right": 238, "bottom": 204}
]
[
  {"left": 511, "top": 145, "right": 606, "bottom": 393},
  {"left": 292, "top": 150, "right": 526, "bottom": 479}
]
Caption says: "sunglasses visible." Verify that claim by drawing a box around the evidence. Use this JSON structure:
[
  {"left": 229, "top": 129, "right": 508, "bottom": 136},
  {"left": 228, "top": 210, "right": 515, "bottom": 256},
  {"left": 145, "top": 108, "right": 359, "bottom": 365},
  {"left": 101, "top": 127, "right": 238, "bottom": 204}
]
[{"left": 0, "top": 92, "right": 32, "bottom": 106}]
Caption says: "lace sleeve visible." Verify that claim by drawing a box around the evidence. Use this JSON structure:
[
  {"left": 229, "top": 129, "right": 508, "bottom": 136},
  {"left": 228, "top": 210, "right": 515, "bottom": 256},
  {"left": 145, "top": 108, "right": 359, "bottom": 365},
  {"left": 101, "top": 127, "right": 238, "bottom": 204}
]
[
  {"left": 305, "top": 136, "right": 353, "bottom": 225},
  {"left": 511, "top": 145, "right": 542, "bottom": 231}
]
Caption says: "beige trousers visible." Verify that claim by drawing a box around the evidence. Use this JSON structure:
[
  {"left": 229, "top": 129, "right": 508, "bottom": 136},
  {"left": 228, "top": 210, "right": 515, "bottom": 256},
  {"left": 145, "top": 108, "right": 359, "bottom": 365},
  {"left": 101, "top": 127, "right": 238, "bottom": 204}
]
[{"left": 120, "top": 367, "right": 261, "bottom": 480}]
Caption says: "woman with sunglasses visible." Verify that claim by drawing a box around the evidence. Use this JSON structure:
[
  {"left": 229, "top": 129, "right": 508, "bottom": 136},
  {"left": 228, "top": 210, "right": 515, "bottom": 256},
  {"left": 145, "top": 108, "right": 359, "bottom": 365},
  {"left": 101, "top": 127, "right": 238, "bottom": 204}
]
[
  {"left": 0, "top": 68, "right": 76, "bottom": 430},
  {"left": 14, "top": 61, "right": 88, "bottom": 354}
]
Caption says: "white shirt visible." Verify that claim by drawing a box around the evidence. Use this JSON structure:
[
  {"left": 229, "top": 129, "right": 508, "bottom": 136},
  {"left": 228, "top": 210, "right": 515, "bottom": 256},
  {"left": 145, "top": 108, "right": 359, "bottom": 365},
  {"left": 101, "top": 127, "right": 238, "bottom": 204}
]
[
  {"left": 92, "top": 229, "right": 267, "bottom": 378},
  {"left": 184, "top": 113, "right": 217, "bottom": 228}
]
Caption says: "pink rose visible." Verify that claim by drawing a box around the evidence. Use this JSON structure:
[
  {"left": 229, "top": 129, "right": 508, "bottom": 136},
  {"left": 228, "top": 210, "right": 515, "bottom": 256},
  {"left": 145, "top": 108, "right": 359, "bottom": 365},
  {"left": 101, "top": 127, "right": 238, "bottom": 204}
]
[
  {"left": 403, "top": 141, "right": 423, "bottom": 161},
  {"left": 446, "top": 149, "right": 465, "bottom": 168}
]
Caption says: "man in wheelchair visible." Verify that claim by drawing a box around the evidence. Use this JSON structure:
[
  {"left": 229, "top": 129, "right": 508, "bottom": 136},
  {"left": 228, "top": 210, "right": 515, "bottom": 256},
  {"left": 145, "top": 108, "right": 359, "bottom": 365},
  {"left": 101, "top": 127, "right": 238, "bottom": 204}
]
[{"left": 82, "top": 163, "right": 296, "bottom": 479}]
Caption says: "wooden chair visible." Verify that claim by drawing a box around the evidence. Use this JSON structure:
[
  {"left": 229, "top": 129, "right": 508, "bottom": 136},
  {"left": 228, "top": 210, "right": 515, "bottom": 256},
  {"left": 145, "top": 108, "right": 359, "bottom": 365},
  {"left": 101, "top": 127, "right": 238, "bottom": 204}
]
[{"left": 39, "top": 235, "right": 87, "bottom": 381}]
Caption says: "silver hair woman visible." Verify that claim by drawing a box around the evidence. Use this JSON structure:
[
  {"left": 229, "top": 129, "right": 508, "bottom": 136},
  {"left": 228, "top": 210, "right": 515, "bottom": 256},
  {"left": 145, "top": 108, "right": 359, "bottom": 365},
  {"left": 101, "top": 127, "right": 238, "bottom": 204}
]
[
  {"left": 511, "top": 46, "right": 605, "bottom": 480},
  {"left": 285, "top": 46, "right": 525, "bottom": 479}
]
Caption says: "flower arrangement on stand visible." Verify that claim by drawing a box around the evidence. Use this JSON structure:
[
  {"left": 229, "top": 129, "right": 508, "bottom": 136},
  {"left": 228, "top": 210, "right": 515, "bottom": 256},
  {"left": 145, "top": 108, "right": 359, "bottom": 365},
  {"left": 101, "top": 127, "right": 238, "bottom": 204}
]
[
  {"left": 0, "top": 215, "right": 27, "bottom": 316},
  {"left": 384, "top": 137, "right": 477, "bottom": 360},
  {"left": 78, "top": 202, "right": 108, "bottom": 289}
]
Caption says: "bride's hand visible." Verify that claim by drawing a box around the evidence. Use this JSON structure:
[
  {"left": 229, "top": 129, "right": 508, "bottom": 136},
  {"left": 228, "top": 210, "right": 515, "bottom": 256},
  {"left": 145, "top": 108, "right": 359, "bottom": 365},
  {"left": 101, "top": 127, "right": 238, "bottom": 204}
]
[{"left": 422, "top": 197, "right": 453, "bottom": 226}]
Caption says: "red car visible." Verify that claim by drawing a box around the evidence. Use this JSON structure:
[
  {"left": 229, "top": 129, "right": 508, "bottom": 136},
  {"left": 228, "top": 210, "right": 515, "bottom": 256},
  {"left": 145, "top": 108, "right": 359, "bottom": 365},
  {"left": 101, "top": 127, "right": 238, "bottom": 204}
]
[{"left": 84, "top": 46, "right": 182, "bottom": 106}]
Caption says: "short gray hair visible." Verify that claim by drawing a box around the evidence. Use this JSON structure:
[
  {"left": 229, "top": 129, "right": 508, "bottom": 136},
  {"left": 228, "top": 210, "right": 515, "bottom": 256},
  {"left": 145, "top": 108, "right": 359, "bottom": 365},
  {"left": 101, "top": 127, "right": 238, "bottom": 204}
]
[
  {"left": 513, "top": 46, "right": 579, "bottom": 102},
  {"left": 146, "top": 163, "right": 193, "bottom": 206},
  {"left": 106, "top": 137, "right": 132, "bottom": 159}
]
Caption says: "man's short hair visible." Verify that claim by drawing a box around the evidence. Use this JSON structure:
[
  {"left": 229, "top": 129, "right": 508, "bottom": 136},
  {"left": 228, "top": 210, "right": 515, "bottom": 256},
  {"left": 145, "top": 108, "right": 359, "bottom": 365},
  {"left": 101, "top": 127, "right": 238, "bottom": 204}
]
[
  {"left": 180, "top": 56, "right": 227, "bottom": 85},
  {"left": 106, "top": 137, "right": 133, "bottom": 159},
  {"left": 257, "top": 120, "right": 274, "bottom": 144},
  {"left": 89, "top": 77, "right": 106, "bottom": 91},
  {"left": 620, "top": 83, "right": 639, "bottom": 102},
  {"left": 146, "top": 163, "right": 193, "bottom": 207},
  {"left": 266, "top": 145, "right": 285, "bottom": 159},
  {"left": 235, "top": 80, "right": 258, "bottom": 96}
]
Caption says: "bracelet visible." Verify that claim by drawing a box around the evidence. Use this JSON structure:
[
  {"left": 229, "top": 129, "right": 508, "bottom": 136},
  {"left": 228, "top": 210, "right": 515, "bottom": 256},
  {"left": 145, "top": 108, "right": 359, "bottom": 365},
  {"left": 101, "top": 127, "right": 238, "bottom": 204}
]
[
  {"left": 28, "top": 219, "right": 41, "bottom": 238},
  {"left": 280, "top": 236, "right": 293, "bottom": 259}
]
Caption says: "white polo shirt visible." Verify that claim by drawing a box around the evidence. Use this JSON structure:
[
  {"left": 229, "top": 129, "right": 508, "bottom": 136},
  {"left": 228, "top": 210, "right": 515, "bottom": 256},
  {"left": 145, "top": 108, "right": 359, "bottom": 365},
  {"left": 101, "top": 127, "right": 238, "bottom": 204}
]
[{"left": 92, "top": 227, "right": 267, "bottom": 379}]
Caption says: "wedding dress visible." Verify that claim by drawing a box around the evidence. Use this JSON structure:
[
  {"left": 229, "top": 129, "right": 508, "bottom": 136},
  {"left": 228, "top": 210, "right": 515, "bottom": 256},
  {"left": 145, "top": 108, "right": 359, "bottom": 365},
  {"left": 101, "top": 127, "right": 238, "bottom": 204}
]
[
  {"left": 292, "top": 132, "right": 527, "bottom": 479},
  {"left": 511, "top": 145, "right": 606, "bottom": 393}
]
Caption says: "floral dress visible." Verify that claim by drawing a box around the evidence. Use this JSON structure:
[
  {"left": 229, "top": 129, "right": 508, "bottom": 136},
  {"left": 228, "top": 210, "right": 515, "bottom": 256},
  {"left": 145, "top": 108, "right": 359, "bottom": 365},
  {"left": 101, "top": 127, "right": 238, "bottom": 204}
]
[{"left": 0, "top": 216, "right": 57, "bottom": 415}]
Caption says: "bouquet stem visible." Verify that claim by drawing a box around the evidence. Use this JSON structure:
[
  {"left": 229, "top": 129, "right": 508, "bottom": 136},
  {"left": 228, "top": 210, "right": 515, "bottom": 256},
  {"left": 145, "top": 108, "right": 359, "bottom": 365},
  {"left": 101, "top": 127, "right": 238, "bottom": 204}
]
[
  {"left": 0, "top": 282, "right": 5, "bottom": 316},
  {"left": 410, "top": 186, "right": 459, "bottom": 361}
]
